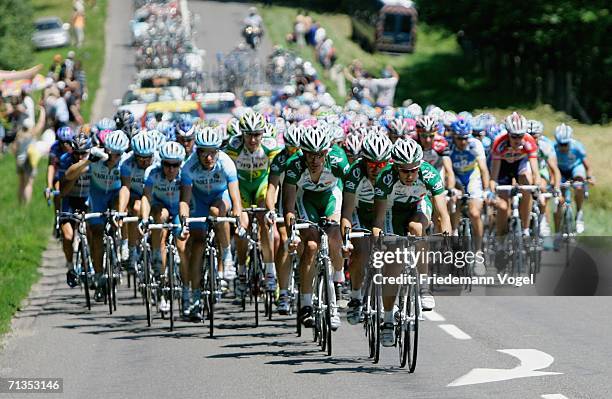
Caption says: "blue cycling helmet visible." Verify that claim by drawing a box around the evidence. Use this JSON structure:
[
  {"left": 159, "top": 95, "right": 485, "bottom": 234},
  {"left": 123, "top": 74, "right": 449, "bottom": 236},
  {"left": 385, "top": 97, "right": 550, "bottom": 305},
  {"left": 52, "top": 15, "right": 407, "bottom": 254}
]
[
  {"left": 96, "top": 117, "right": 116, "bottom": 132},
  {"left": 56, "top": 126, "right": 75, "bottom": 142},
  {"left": 176, "top": 119, "right": 195, "bottom": 138},
  {"left": 131, "top": 132, "right": 156, "bottom": 157},
  {"left": 159, "top": 141, "right": 186, "bottom": 162},
  {"left": 195, "top": 126, "right": 222, "bottom": 149},
  {"left": 105, "top": 130, "right": 130, "bottom": 153},
  {"left": 157, "top": 121, "right": 176, "bottom": 141},
  {"left": 451, "top": 119, "right": 472, "bottom": 136}
]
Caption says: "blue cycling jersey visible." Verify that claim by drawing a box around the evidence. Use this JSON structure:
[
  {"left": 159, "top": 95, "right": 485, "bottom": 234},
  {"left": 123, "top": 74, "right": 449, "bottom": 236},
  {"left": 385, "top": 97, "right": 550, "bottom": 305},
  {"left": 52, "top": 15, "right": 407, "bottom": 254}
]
[
  {"left": 144, "top": 165, "right": 183, "bottom": 214},
  {"left": 89, "top": 158, "right": 122, "bottom": 195},
  {"left": 58, "top": 153, "right": 90, "bottom": 198},
  {"left": 554, "top": 139, "right": 586, "bottom": 172},
  {"left": 448, "top": 137, "right": 485, "bottom": 176},
  {"left": 120, "top": 152, "right": 159, "bottom": 197},
  {"left": 181, "top": 151, "right": 237, "bottom": 201}
]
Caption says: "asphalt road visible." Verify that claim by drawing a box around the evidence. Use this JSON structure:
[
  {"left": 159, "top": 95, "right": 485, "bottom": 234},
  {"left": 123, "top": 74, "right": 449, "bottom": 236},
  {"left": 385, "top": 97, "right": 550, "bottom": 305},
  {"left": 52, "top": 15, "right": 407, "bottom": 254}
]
[{"left": 2, "top": 1, "right": 612, "bottom": 398}]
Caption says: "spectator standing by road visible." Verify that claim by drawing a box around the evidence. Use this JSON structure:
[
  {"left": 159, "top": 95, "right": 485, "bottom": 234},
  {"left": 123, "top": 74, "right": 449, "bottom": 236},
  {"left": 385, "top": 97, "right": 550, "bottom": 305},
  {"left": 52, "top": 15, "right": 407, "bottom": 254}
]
[
  {"left": 359, "top": 65, "right": 399, "bottom": 107},
  {"left": 15, "top": 105, "right": 46, "bottom": 204},
  {"left": 72, "top": 0, "right": 86, "bottom": 48}
]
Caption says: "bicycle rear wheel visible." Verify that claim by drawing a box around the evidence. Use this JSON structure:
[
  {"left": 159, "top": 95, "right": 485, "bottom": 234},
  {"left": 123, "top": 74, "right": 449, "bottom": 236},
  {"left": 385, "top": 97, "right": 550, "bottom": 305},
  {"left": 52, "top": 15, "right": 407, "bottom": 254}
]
[
  {"left": 363, "top": 277, "right": 376, "bottom": 358},
  {"left": 104, "top": 241, "right": 114, "bottom": 315},
  {"left": 143, "top": 244, "right": 152, "bottom": 327},
  {"left": 373, "top": 282, "right": 382, "bottom": 364}
]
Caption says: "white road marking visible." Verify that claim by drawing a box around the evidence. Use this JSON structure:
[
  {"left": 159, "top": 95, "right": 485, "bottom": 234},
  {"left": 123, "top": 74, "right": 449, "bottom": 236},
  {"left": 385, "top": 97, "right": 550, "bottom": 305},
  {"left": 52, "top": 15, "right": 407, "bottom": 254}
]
[
  {"left": 541, "top": 395, "right": 569, "bottom": 399},
  {"left": 423, "top": 310, "right": 445, "bottom": 322},
  {"left": 448, "top": 349, "right": 562, "bottom": 387},
  {"left": 439, "top": 324, "right": 472, "bottom": 340}
]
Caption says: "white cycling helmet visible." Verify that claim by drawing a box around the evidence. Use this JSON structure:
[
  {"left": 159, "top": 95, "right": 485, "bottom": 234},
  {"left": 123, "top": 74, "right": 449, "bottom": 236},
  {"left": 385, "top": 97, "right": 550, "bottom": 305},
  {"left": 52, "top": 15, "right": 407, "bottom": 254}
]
[
  {"left": 407, "top": 103, "right": 423, "bottom": 118},
  {"left": 416, "top": 115, "right": 438, "bottom": 133},
  {"left": 105, "top": 130, "right": 130, "bottom": 153},
  {"left": 195, "top": 126, "right": 222, "bottom": 149},
  {"left": 504, "top": 112, "right": 528, "bottom": 135},
  {"left": 301, "top": 125, "right": 331, "bottom": 152},
  {"left": 427, "top": 106, "right": 445, "bottom": 120},
  {"left": 391, "top": 138, "right": 423, "bottom": 165},
  {"left": 343, "top": 132, "right": 363, "bottom": 157},
  {"left": 159, "top": 141, "right": 186, "bottom": 162},
  {"left": 361, "top": 133, "right": 392, "bottom": 161},
  {"left": 239, "top": 111, "right": 266, "bottom": 133},
  {"left": 328, "top": 124, "right": 345, "bottom": 144},
  {"left": 284, "top": 124, "right": 303, "bottom": 148},
  {"left": 131, "top": 132, "right": 156, "bottom": 157},
  {"left": 442, "top": 111, "right": 457, "bottom": 127},
  {"left": 526, "top": 120, "right": 544, "bottom": 136},
  {"left": 554, "top": 123, "right": 573, "bottom": 144}
]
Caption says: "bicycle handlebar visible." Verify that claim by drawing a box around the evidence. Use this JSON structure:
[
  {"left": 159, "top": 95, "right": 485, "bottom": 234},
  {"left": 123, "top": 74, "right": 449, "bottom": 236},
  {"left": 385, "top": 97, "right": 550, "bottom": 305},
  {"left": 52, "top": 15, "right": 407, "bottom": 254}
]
[{"left": 186, "top": 216, "right": 238, "bottom": 224}]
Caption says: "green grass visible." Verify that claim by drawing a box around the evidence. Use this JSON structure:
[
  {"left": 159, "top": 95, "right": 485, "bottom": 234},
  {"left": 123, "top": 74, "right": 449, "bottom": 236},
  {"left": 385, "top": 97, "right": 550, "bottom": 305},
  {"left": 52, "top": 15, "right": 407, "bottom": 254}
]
[
  {"left": 0, "top": 155, "right": 54, "bottom": 335},
  {"left": 32, "top": 0, "right": 107, "bottom": 121},
  {"left": 261, "top": 4, "right": 612, "bottom": 235}
]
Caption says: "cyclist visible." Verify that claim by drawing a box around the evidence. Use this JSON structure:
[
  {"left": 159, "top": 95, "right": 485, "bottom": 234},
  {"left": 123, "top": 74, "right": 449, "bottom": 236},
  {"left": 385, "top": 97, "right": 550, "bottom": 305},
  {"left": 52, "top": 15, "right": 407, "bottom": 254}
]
[
  {"left": 46, "top": 126, "right": 75, "bottom": 214},
  {"left": 387, "top": 118, "right": 412, "bottom": 143},
  {"left": 64, "top": 130, "right": 130, "bottom": 301},
  {"left": 176, "top": 119, "right": 196, "bottom": 157},
  {"left": 117, "top": 132, "right": 157, "bottom": 271},
  {"left": 447, "top": 118, "right": 489, "bottom": 274},
  {"left": 341, "top": 132, "right": 393, "bottom": 325},
  {"left": 553, "top": 123, "right": 594, "bottom": 234},
  {"left": 114, "top": 110, "right": 137, "bottom": 138},
  {"left": 526, "top": 120, "right": 561, "bottom": 243},
  {"left": 58, "top": 133, "right": 92, "bottom": 287},
  {"left": 490, "top": 112, "right": 541, "bottom": 238},
  {"left": 371, "top": 138, "right": 452, "bottom": 346},
  {"left": 140, "top": 141, "right": 188, "bottom": 313},
  {"left": 179, "top": 126, "right": 244, "bottom": 320},
  {"left": 265, "top": 124, "right": 302, "bottom": 315},
  {"left": 225, "top": 112, "right": 282, "bottom": 295},
  {"left": 284, "top": 125, "right": 350, "bottom": 330}
]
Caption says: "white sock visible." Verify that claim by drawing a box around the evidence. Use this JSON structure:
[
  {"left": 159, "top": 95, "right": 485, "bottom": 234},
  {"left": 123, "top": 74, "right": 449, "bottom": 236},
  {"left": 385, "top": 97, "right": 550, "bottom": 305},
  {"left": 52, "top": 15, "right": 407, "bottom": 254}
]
[
  {"left": 384, "top": 311, "right": 394, "bottom": 324},
  {"left": 333, "top": 270, "right": 344, "bottom": 283},
  {"left": 121, "top": 239, "right": 128, "bottom": 248},
  {"left": 522, "top": 228, "right": 530, "bottom": 236},
  {"left": 351, "top": 289, "right": 361, "bottom": 300},
  {"left": 237, "top": 264, "right": 246, "bottom": 275},
  {"left": 301, "top": 293, "right": 312, "bottom": 307},
  {"left": 264, "top": 262, "right": 276, "bottom": 276},
  {"left": 222, "top": 247, "right": 232, "bottom": 261},
  {"left": 279, "top": 289, "right": 288, "bottom": 297}
]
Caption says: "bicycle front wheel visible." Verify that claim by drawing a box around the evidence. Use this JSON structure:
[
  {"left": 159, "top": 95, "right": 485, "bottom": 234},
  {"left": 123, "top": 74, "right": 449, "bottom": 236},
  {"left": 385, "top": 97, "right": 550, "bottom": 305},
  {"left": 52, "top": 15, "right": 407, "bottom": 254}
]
[
  {"left": 168, "top": 249, "right": 175, "bottom": 332},
  {"left": 322, "top": 260, "right": 332, "bottom": 356},
  {"left": 405, "top": 268, "right": 420, "bottom": 373},
  {"left": 78, "top": 240, "right": 91, "bottom": 310},
  {"left": 207, "top": 249, "right": 216, "bottom": 338}
]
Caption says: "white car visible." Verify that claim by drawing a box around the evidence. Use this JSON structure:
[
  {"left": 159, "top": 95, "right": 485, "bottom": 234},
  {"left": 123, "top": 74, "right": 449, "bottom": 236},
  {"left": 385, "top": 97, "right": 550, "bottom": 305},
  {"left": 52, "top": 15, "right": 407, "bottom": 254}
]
[{"left": 32, "top": 17, "right": 70, "bottom": 50}]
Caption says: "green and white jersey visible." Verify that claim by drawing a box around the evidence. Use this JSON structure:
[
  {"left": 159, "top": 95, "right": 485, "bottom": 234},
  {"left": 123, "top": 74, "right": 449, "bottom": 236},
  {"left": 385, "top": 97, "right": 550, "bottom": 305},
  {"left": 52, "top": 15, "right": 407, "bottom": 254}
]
[
  {"left": 225, "top": 135, "right": 282, "bottom": 186},
  {"left": 374, "top": 161, "right": 445, "bottom": 209},
  {"left": 344, "top": 158, "right": 375, "bottom": 205},
  {"left": 284, "top": 145, "right": 349, "bottom": 192},
  {"left": 537, "top": 136, "right": 556, "bottom": 170}
]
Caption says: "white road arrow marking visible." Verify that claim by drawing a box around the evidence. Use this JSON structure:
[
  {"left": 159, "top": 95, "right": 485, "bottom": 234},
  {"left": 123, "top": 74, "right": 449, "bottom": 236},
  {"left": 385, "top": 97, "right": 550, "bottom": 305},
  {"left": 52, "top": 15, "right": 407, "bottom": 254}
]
[
  {"left": 541, "top": 394, "right": 569, "bottom": 399},
  {"left": 448, "top": 349, "right": 563, "bottom": 387}
]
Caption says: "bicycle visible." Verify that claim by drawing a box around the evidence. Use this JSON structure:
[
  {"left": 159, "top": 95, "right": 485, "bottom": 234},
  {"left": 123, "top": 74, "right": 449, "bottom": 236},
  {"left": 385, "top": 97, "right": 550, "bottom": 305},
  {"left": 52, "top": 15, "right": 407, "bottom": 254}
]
[
  {"left": 558, "top": 180, "right": 588, "bottom": 240},
  {"left": 495, "top": 185, "right": 539, "bottom": 277},
  {"left": 148, "top": 220, "right": 185, "bottom": 332},
  {"left": 449, "top": 192, "right": 476, "bottom": 289},
  {"left": 240, "top": 207, "right": 275, "bottom": 327},
  {"left": 292, "top": 218, "right": 338, "bottom": 356},
  {"left": 187, "top": 215, "right": 238, "bottom": 338},
  {"left": 287, "top": 219, "right": 301, "bottom": 337},
  {"left": 58, "top": 211, "right": 98, "bottom": 310},
  {"left": 527, "top": 190, "right": 555, "bottom": 278}
]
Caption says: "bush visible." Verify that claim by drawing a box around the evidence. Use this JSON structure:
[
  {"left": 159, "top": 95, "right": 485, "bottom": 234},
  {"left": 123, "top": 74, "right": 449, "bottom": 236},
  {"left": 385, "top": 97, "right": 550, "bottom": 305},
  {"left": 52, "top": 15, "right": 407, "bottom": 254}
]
[{"left": 0, "top": 0, "right": 34, "bottom": 70}]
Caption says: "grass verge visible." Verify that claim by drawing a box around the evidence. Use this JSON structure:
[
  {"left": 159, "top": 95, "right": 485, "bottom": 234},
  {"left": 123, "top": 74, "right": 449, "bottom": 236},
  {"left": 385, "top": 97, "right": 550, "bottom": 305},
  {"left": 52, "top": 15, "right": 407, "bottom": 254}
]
[
  {"left": 261, "top": 4, "right": 612, "bottom": 235},
  {"left": 0, "top": 155, "right": 53, "bottom": 335},
  {"left": 32, "top": 0, "right": 107, "bottom": 121}
]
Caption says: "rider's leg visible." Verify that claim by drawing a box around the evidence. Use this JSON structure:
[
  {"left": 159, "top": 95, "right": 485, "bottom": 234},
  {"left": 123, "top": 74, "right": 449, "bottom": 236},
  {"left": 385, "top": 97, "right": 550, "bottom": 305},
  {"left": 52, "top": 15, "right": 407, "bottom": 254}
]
[
  {"left": 469, "top": 199, "right": 484, "bottom": 250},
  {"left": 61, "top": 221, "right": 75, "bottom": 264}
]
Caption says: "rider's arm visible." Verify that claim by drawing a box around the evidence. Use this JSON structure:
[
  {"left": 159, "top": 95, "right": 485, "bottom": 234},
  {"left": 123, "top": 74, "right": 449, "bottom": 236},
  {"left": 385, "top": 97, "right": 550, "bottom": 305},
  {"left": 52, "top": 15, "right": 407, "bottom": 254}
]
[
  {"left": 489, "top": 159, "right": 500, "bottom": 191},
  {"left": 228, "top": 180, "right": 243, "bottom": 219},
  {"left": 266, "top": 174, "right": 280, "bottom": 211},
  {"left": 529, "top": 157, "right": 541, "bottom": 186},
  {"left": 477, "top": 157, "right": 490, "bottom": 191},
  {"left": 432, "top": 193, "right": 452, "bottom": 234},
  {"left": 118, "top": 176, "right": 131, "bottom": 213},
  {"left": 340, "top": 191, "right": 356, "bottom": 235},
  {"left": 46, "top": 163, "right": 57, "bottom": 191},
  {"left": 140, "top": 187, "right": 152, "bottom": 221},
  {"left": 282, "top": 182, "right": 297, "bottom": 226},
  {"left": 179, "top": 185, "right": 191, "bottom": 220},
  {"left": 64, "top": 158, "right": 89, "bottom": 182},
  {"left": 372, "top": 199, "right": 385, "bottom": 237},
  {"left": 442, "top": 156, "right": 455, "bottom": 190},
  {"left": 583, "top": 157, "right": 594, "bottom": 183},
  {"left": 547, "top": 156, "right": 562, "bottom": 191}
]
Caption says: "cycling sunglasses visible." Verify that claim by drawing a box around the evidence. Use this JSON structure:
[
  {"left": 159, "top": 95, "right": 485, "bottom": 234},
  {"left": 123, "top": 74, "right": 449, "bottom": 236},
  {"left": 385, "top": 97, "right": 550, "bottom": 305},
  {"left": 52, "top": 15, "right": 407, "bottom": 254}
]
[
  {"left": 162, "top": 162, "right": 181, "bottom": 169},
  {"left": 454, "top": 136, "right": 469, "bottom": 141},
  {"left": 366, "top": 160, "right": 388, "bottom": 169},
  {"left": 509, "top": 133, "right": 524, "bottom": 139},
  {"left": 197, "top": 148, "right": 218, "bottom": 157},
  {"left": 419, "top": 132, "right": 436, "bottom": 138}
]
